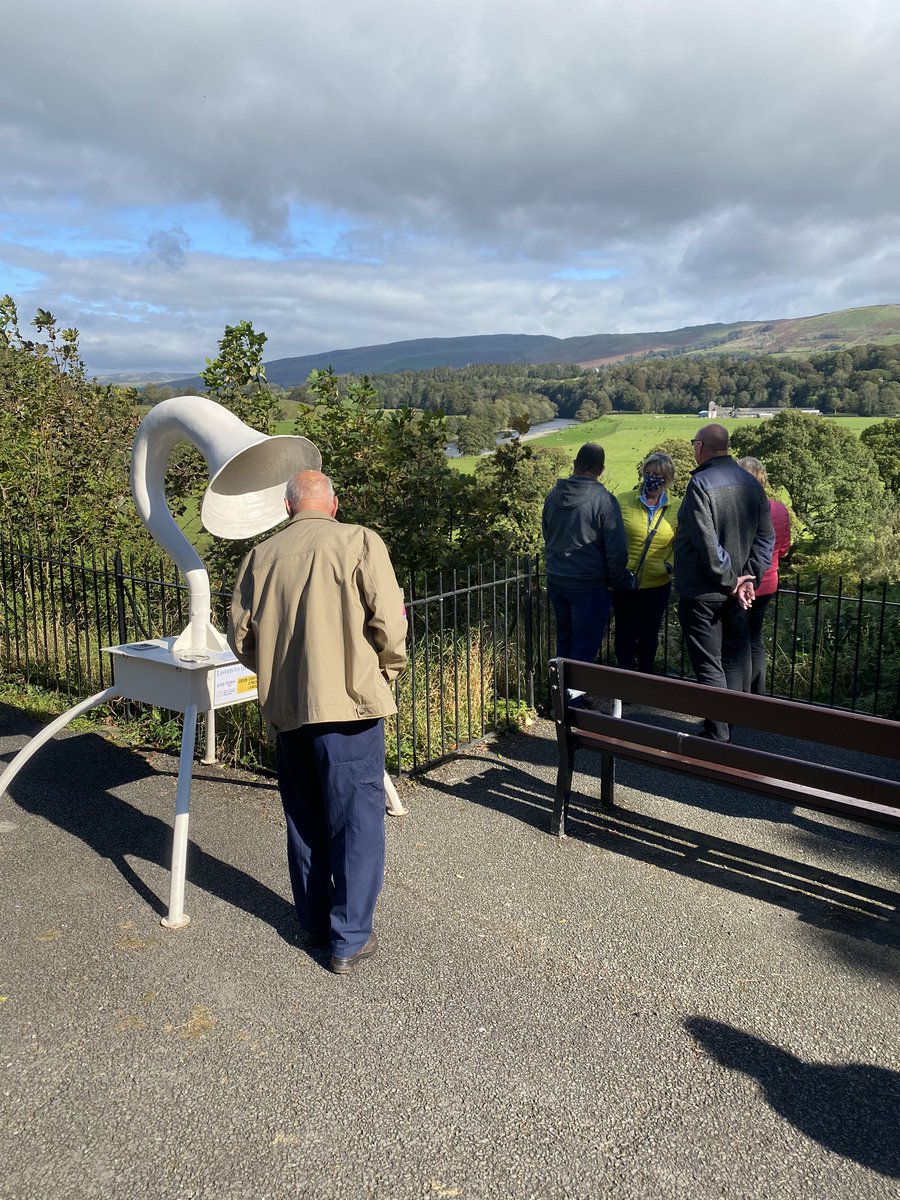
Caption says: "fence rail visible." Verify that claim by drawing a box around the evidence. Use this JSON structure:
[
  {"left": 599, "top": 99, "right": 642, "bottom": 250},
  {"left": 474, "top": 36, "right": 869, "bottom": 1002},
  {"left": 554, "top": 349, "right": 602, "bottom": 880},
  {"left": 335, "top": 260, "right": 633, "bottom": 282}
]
[{"left": 2, "top": 531, "right": 898, "bottom": 776}]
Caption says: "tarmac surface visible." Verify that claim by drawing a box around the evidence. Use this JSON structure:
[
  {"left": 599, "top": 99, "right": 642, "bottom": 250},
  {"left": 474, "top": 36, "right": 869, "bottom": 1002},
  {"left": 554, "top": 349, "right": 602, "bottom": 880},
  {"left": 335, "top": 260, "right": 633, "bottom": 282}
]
[{"left": 1, "top": 700, "right": 899, "bottom": 1199}]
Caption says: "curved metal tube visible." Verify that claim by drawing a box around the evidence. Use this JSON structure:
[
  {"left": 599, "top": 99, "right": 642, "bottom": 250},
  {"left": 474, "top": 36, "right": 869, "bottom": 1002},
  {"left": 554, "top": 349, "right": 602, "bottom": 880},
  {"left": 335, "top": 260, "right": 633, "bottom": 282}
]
[
  {"left": 130, "top": 395, "right": 319, "bottom": 652},
  {"left": 0, "top": 687, "right": 122, "bottom": 799}
]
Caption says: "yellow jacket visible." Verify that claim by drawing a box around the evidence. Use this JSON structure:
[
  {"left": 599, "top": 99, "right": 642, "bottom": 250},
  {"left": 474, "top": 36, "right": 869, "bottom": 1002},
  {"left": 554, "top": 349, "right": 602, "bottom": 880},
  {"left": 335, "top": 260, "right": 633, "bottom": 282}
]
[
  {"left": 228, "top": 511, "right": 407, "bottom": 732},
  {"left": 619, "top": 488, "right": 677, "bottom": 590}
]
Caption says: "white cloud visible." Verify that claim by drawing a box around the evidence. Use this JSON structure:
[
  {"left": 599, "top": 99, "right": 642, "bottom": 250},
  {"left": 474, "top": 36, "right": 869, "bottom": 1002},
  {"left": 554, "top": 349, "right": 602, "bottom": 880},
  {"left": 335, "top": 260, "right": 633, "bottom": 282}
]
[{"left": 1, "top": 0, "right": 899, "bottom": 374}]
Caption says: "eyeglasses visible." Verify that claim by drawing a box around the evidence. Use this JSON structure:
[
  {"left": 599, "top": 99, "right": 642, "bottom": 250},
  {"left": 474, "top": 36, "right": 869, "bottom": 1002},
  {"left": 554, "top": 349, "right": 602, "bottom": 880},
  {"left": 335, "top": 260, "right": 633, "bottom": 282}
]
[{"left": 690, "top": 438, "right": 703, "bottom": 445}]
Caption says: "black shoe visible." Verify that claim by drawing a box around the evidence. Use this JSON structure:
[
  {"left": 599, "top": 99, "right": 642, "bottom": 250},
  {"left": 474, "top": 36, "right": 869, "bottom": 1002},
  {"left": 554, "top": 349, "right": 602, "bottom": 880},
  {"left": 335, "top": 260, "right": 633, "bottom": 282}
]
[
  {"left": 303, "top": 928, "right": 330, "bottom": 950},
  {"left": 329, "top": 932, "right": 378, "bottom": 975},
  {"left": 697, "top": 728, "right": 731, "bottom": 744}
]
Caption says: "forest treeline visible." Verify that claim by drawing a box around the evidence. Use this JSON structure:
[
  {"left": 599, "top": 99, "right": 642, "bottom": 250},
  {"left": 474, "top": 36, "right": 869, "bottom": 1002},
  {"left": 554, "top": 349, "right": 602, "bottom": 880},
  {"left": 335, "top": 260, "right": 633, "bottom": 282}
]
[
  {"left": 364, "top": 344, "right": 900, "bottom": 422},
  {"left": 143, "top": 343, "right": 900, "bottom": 455}
]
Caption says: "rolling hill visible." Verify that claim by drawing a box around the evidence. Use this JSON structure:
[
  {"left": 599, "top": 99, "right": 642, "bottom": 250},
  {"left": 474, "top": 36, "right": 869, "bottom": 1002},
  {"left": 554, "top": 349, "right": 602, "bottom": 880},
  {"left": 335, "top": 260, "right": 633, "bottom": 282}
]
[{"left": 162, "top": 303, "right": 900, "bottom": 390}]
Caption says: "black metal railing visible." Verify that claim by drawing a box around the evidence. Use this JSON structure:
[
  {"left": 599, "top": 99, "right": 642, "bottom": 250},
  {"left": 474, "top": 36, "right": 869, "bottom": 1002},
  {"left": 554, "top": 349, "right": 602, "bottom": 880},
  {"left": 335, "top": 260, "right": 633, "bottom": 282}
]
[{"left": 2, "top": 530, "right": 898, "bottom": 776}]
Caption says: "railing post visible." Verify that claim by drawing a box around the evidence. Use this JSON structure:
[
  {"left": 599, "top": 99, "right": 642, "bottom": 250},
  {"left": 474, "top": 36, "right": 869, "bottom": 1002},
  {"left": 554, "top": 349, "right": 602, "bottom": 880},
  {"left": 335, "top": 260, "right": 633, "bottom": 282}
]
[
  {"left": 114, "top": 550, "right": 128, "bottom": 645},
  {"left": 524, "top": 554, "right": 535, "bottom": 709}
]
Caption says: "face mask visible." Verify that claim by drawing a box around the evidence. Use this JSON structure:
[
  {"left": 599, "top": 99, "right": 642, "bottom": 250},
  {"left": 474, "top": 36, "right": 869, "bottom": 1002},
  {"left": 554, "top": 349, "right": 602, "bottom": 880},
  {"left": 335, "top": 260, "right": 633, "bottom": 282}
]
[{"left": 643, "top": 473, "right": 665, "bottom": 493}]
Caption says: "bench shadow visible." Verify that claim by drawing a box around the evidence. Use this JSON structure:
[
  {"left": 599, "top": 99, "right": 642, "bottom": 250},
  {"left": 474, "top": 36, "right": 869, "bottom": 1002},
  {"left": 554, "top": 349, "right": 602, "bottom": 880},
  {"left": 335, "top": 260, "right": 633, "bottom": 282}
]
[
  {"left": 684, "top": 1017, "right": 900, "bottom": 1178},
  {"left": 0, "top": 706, "right": 296, "bottom": 938},
  {"left": 418, "top": 756, "right": 900, "bottom": 959},
  {"left": 497, "top": 718, "right": 900, "bottom": 871}
]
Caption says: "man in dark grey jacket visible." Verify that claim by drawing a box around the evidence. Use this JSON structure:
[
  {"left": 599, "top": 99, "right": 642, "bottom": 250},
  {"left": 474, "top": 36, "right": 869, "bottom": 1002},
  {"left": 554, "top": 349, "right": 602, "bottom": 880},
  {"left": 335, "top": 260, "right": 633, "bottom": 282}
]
[
  {"left": 542, "top": 443, "right": 628, "bottom": 667},
  {"left": 674, "top": 424, "right": 775, "bottom": 741}
]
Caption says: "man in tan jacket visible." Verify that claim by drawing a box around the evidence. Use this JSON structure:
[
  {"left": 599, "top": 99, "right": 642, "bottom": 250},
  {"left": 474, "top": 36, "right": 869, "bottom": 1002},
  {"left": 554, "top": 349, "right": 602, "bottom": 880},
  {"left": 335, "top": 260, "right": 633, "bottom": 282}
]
[{"left": 229, "top": 470, "right": 407, "bottom": 974}]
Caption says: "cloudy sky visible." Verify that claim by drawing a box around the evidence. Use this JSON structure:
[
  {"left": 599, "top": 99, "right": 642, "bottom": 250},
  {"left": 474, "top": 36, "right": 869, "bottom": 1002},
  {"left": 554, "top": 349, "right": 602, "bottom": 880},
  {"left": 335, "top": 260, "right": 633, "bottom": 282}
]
[{"left": 2, "top": 0, "right": 899, "bottom": 378}]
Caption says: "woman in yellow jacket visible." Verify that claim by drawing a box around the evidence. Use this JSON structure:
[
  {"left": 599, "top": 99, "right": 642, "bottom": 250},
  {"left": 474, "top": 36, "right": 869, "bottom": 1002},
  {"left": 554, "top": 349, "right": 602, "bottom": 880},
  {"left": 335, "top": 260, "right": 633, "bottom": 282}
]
[{"left": 612, "top": 452, "right": 678, "bottom": 674}]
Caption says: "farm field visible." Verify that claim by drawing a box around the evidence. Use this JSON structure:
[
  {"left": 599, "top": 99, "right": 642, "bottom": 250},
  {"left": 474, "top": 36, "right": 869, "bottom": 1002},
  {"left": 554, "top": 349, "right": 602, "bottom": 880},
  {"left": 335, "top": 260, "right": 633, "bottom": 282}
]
[{"left": 451, "top": 414, "right": 886, "bottom": 495}]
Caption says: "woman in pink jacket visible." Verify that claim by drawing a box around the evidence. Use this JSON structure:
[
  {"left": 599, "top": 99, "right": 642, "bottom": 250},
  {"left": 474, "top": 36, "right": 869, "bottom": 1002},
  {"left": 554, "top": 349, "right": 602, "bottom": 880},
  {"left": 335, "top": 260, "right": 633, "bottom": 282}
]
[{"left": 738, "top": 457, "right": 792, "bottom": 695}]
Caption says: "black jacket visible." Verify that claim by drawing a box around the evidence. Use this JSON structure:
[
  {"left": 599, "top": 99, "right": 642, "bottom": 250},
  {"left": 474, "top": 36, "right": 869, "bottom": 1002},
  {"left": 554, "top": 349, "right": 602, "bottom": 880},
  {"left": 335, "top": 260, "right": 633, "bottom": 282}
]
[
  {"left": 542, "top": 475, "right": 628, "bottom": 589},
  {"left": 674, "top": 456, "right": 775, "bottom": 600}
]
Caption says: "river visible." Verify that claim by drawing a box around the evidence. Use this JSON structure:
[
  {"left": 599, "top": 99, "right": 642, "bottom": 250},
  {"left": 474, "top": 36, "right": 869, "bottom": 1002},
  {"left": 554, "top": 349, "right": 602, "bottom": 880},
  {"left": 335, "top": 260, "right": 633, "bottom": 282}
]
[{"left": 445, "top": 417, "right": 581, "bottom": 458}]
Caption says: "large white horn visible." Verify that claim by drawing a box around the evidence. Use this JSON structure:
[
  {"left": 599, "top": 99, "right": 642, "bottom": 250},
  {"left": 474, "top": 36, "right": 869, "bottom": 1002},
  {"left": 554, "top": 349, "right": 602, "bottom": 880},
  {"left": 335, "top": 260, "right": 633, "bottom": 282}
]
[{"left": 130, "top": 395, "right": 320, "bottom": 652}]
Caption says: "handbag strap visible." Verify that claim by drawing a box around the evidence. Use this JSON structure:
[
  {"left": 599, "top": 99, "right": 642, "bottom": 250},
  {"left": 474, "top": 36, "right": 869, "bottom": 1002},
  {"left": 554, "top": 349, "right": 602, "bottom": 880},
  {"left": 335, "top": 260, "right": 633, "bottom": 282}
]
[{"left": 632, "top": 505, "right": 666, "bottom": 582}]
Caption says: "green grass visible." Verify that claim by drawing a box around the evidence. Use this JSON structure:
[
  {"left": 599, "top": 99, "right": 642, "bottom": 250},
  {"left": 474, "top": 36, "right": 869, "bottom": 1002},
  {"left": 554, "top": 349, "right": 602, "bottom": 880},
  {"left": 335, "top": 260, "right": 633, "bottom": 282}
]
[{"left": 451, "top": 414, "right": 887, "bottom": 495}]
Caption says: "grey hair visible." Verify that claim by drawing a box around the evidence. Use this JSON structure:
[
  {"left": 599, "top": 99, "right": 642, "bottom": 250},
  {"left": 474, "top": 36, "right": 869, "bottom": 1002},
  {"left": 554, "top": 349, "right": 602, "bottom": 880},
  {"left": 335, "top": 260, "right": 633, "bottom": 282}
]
[
  {"left": 640, "top": 452, "right": 675, "bottom": 487},
  {"left": 737, "top": 456, "right": 768, "bottom": 487},
  {"left": 285, "top": 470, "right": 335, "bottom": 511}
]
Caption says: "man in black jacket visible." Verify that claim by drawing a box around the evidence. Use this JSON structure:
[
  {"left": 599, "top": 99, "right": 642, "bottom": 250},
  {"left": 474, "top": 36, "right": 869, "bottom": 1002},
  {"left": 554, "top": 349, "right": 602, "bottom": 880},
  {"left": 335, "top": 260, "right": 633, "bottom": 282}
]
[
  {"left": 542, "top": 442, "right": 628, "bottom": 668},
  {"left": 674, "top": 424, "right": 775, "bottom": 741}
]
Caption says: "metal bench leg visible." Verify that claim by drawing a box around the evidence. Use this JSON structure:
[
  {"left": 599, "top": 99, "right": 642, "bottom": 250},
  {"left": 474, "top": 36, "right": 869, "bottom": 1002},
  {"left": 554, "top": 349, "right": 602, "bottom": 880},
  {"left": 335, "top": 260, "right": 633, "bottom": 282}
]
[
  {"left": 551, "top": 742, "right": 576, "bottom": 837},
  {"left": 600, "top": 752, "right": 616, "bottom": 808},
  {"left": 0, "top": 687, "right": 122, "bottom": 799}
]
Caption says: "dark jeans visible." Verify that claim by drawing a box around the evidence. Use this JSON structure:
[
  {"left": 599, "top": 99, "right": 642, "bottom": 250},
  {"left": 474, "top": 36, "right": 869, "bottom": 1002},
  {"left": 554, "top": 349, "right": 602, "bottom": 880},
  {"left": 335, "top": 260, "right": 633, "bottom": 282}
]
[
  {"left": 548, "top": 581, "right": 613, "bottom": 663},
  {"left": 747, "top": 592, "right": 774, "bottom": 696},
  {"left": 678, "top": 596, "right": 750, "bottom": 741},
  {"left": 275, "top": 718, "right": 385, "bottom": 957},
  {"left": 613, "top": 582, "right": 671, "bottom": 674}
]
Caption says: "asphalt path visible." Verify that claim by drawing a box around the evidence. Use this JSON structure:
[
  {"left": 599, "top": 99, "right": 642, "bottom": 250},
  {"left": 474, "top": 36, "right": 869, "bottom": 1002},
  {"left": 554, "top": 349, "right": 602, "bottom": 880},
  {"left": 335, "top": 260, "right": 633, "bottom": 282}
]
[{"left": 1, "top": 701, "right": 898, "bottom": 1199}]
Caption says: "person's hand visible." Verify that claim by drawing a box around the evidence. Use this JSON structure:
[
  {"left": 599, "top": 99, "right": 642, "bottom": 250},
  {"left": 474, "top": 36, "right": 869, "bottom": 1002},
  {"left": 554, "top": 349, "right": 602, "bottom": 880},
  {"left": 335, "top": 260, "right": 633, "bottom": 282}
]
[{"left": 732, "top": 574, "right": 755, "bottom": 610}]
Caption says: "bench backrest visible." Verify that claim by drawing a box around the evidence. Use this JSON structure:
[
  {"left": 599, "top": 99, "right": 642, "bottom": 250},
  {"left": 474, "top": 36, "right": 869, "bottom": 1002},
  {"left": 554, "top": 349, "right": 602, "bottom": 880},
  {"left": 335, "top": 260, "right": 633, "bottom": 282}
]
[{"left": 551, "top": 659, "right": 900, "bottom": 762}]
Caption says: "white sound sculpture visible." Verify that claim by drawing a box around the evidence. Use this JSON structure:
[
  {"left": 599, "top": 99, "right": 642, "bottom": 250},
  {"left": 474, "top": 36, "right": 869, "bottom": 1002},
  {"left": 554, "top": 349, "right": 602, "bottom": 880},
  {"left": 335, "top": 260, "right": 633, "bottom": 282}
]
[
  {"left": 130, "top": 395, "right": 322, "bottom": 653},
  {"left": 0, "top": 395, "right": 406, "bottom": 932}
]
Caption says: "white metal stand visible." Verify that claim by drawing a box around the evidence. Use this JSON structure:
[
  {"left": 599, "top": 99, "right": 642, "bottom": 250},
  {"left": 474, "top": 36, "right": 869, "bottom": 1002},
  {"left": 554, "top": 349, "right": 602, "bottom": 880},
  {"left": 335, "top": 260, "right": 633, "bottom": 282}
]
[
  {"left": 1, "top": 638, "right": 406, "bottom": 929},
  {"left": 0, "top": 639, "right": 259, "bottom": 931},
  {"left": 0, "top": 687, "right": 122, "bottom": 795}
]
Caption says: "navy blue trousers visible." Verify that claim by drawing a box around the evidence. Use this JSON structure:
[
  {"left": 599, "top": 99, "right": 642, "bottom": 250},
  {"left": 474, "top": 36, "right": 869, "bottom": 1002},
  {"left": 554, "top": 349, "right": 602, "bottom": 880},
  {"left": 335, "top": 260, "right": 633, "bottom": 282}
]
[
  {"left": 275, "top": 718, "right": 385, "bottom": 957},
  {"left": 548, "top": 582, "right": 613, "bottom": 663}
]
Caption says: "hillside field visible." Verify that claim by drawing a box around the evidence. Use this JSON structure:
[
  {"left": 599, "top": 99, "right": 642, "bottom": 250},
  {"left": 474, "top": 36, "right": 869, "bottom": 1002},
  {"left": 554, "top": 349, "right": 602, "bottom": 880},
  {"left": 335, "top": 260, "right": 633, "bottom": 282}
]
[{"left": 451, "top": 414, "right": 886, "bottom": 496}]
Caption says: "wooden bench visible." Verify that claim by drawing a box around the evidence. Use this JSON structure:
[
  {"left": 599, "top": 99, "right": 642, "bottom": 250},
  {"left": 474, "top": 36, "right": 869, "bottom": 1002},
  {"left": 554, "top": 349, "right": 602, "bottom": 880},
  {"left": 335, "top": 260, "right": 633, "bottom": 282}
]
[{"left": 549, "top": 658, "right": 900, "bottom": 838}]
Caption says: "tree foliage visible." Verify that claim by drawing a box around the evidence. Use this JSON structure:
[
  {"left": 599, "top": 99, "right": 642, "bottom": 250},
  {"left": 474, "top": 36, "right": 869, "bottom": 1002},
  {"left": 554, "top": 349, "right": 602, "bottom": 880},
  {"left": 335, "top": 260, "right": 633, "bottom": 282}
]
[
  {"left": 456, "top": 414, "right": 497, "bottom": 455},
  {"left": 201, "top": 320, "right": 282, "bottom": 434},
  {"left": 459, "top": 438, "right": 568, "bottom": 561},
  {"left": 860, "top": 419, "right": 900, "bottom": 494},
  {"left": 730, "top": 412, "right": 883, "bottom": 553},
  {"left": 294, "top": 367, "right": 466, "bottom": 578},
  {"left": 0, "top": 296, "right": 145, "bottom": 550},
  {"left": 366, "top": 344, "right": 900, "bottom": 420},
  {"left": 190, "top": 321, "right": 288, "bottom": 586}
]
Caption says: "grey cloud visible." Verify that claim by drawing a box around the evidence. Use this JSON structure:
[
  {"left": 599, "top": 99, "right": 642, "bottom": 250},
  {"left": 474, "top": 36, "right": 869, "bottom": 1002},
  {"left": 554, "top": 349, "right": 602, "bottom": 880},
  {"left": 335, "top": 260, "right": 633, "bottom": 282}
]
[
  {"left": 1, "top": 0, "right": 899, "bottom": 372},
  {"left": 147, "top": 227, "right": 191, "bottom": 269},
  {"left": 11, "top": 217, "right": 894, "bottom": 377},
  {"left": 5, "top": 1, "right": 900, "bottom": 243}
]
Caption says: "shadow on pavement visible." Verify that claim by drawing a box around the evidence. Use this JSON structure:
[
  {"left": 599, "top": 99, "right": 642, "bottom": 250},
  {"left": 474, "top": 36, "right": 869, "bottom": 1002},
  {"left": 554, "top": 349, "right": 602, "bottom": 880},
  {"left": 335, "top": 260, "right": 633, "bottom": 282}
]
[
  {"left": 490, "top": 718, "right": 900, "bottom": 874},
  {"left": 685, "top": 1017, "right": 900, "bottom": 1179},
  {"left": 1, "top": 713, "right": 295, "bottom": 937},
  {"left": 420, "top": 757, "right": 900, "bottom": 955}
]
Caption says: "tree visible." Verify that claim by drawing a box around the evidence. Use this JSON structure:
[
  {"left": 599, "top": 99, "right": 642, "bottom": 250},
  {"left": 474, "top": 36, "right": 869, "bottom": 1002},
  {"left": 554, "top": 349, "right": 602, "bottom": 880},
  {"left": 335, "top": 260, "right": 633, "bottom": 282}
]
[
  {"left": 860, "top": 419, "right": 900, "bottom": 494},
  {"left": 461, "top": 438, "right": 568, "bottom": 560},
  {"left": 162, "top": 319, "right": 288, "bottom": 587},
  {"left": 201, "top": 319, "right": 282, "bottom": 434},
  {"left": 0, "top": 296, "right": 145, "bottom": 550},
  {"left": 456, "top": 415, "right": 496, "bottom": 455},
  {"left": 294, "top": 367, "right": 465, "bottom": 577},
  {"left": 730, "top": 412, "right": 883, "bottom": 553}
]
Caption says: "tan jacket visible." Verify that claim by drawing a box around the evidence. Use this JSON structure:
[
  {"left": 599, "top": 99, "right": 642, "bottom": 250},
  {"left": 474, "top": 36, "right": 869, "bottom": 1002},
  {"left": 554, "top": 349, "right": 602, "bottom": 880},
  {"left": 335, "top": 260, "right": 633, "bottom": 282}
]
[{"left": 228, "top": 511, "right": 407, "bottom": 732}]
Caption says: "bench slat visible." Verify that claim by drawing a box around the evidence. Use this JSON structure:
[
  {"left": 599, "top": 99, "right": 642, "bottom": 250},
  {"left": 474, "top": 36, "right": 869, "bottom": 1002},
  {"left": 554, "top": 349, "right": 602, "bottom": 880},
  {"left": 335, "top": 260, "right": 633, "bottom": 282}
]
[
  {"left": 569, "top": 727, "right": 900, "bottom": 827},
  {"left": 559, "top": 661, "right": 900, "bottom": 760},
  {"left": 568, "top": 713, "right": 900, "bottom": 809}
]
